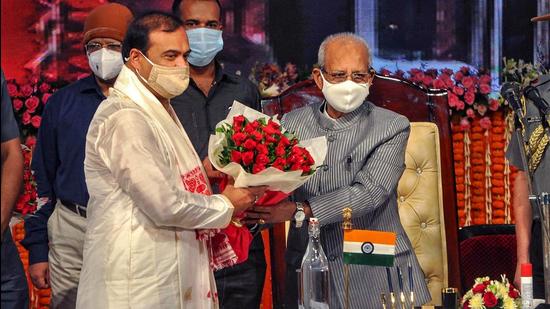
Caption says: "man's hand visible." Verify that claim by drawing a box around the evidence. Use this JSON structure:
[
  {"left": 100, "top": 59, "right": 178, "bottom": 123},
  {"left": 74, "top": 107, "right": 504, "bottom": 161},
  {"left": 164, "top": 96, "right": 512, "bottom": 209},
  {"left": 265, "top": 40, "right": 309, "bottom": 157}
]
[
  {"left": 243, "top": 200, "right": 297, "bottom": 225},
  {"left": 202, "top": 156, "right": 224, "bottom": 179},
  {"left": 222, "top": 185, "right": 267, "bottom": 215},
  {"left": 29, "top": 262, "right": 50, "bottom": 289}
]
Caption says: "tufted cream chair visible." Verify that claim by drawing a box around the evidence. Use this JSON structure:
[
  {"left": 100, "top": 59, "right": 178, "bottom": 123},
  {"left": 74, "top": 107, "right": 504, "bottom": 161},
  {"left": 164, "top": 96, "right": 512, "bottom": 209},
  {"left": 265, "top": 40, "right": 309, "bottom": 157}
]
[{"left": 397, "top": 122, "right": 447, "bottom": 305}]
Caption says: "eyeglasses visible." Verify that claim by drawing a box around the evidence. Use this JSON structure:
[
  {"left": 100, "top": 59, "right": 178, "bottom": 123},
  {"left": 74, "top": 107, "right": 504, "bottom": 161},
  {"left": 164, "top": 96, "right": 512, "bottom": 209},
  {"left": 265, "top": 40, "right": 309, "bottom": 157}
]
[
  {"left": 85, "top": 42, "right": 123, "bottom": 54},
  {"left": 321, "top": 68, "right": 374, "bottom": 84}
]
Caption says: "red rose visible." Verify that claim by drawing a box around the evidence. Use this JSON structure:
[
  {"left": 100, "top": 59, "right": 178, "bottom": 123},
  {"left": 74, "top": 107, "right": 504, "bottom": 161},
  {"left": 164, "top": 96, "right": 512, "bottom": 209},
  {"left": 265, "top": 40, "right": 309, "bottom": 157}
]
[
  {"left": 460, "top": 66, "right": 470, "bottom": 74},
  {"left": 453, "top": 86, "right": 464, "bottom": 96},
  {"left": 42, "top": 93, "right": 52, "bottom": 104},
  {"left": 244, "top": 123, "right": 256, "bottom": 134},
  {"left": 433, "top": 78, "right": 446, "bottom": 89},
  {"left": 464, "top": 90, "right": 475, "bottom": 105},
  {"left": 25, "top": 136, "right": 36, "bottom": 148},
  {"left": 13, "top": 99, "right": 23, "bottom": 111},
  {"left": 250, "top": 120, "right": 260, "bottom": 129},
  {"left": 472, "top": 283, "right": 486, "bottom": 294},
  {"left": 275, "top": 145, "right": 286, "bottom": 157},
  {"left": 232, "top": 132, "right": 247, "bottom": 146},
  {"left": 301, "top": 164, "right": 311, "bottom": 173},
  {"left": 31, "top": 115, "right": 42, "bottom": 128},
  {"left": 508, "top": 288, "right": 519, "bottom": 299},
  {"left": 250, "top": 130, "right": 263, "bottom": 141},
  {"left": 241, "top": 151, "right": 254, "bottom": 166},
  {"left": 304, "top": 151, "right": 315, "bottom": 165},
  {"left": 422, "top": 76, "right": 433, "bottom": 87},
  {"left": 454, "top": 71, "right": 464, "bottom": 81},
  {"left": 291, "top": 146, "right": 305, "bottom": 155},
  {"left": 483, "top": 280, "right": 491, "bottom": 286},
  {"left": 462, "top": 76, "right": 474, "bottom": 89},
  {"left": 288, "top": 154, "right": 305, "bottom": 165},
  {"left": 262, "top": 123, "right": 279, "bottom": 135},
  {"left": 448, "top": 93, "right": 459, "bottom": 107},
  {"left": 479, "top": 84, "right": 491, "bottom": 94},
  {"left": 483, "top": 291, "right": 497, "bottom": 308},
  {"left": 7, "top": 83, "right": 18, "bottom": 97},
  {"left": 256, "top": 143, "right": 269, "bottom": 154},
  {"left": 267, "top": 120, "right": 280, "bottom": 130},
  {"left": 462, "top": 300, "right": 470, "bottom": 309},
  {"left": 231, "top": 150, "right": 242, "bottom": 163},
  {"left": 255, "top": 153, "right": 270, "bottom": 165},
  {"left": 272, "top": 157, "right": 287, "bottom": 170},
  {"left": 22, "top": 111, "right": 31, "bottom": 125},
  {"left": 380, "top": 68, "right": 391, "bottom": 76},
  {"left": 279, "top": 136, "right": 290, "bottom": 146},
  {"left": 489, "top": 99, "right": 500, "bottom": 111},
  {"left": 20, "top": 84, "right": 34, "bottom": 97},
  {"left": 243, "top": 138, "right": 257, "bottom": 150},
  {"left": 25, "top": 96, "right": 40, "bottom": 113},
  {"left": 477, "top": 104, "right": 487, "bottom": 116},
  {"left": 455, "top": 100, "right": 465, "bottom": 110},
  {"left": 479, "top": 74, "right": 491, "bottom": 85},
  {"left": 290, "top": 163, "right": 303, "bottom": 171},
  {"left": 39, "top": 82, "right": 51, "bottom": 93},
  {"left": 233, "top": 115, "right": 245, "bottom": 126},
  {"left": 265, "top": 134, "right": 277, "bottom": 143},
  {"left": 252, "top": 164, "right": 266, "bottom": 174}
]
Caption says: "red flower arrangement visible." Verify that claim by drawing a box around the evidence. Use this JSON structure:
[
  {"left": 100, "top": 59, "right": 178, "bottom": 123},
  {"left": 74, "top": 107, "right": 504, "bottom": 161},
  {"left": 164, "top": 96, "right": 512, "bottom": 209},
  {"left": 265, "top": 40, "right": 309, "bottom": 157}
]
[
  {"left": 461, "top": 276, "right": 521, "bottom": 308},
  {"left": 379, "top": 66, "right": 506, "bottom": 132},
  {"left": 216, "top": 115, "right": 316, "bottom": 176},
  {"left": 14, "top": 145, "right": 38, "bottom": 215},
  {"left": 6, "top": 75, "right": 66, "bottom": 146}
]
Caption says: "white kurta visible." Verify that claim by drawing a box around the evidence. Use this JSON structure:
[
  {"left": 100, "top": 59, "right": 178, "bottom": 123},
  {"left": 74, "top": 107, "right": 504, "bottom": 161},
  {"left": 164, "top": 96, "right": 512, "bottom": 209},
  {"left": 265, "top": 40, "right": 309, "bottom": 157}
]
[{"left": 77, "top": 66, "right": 233, "bottom": 309}]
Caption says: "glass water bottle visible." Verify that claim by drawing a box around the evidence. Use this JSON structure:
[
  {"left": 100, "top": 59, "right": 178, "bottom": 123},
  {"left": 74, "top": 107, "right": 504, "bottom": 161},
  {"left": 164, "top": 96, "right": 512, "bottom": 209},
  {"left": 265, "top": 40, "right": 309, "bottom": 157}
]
[{"left": 300, "top": 218, "right": 330, "bottom": 309}]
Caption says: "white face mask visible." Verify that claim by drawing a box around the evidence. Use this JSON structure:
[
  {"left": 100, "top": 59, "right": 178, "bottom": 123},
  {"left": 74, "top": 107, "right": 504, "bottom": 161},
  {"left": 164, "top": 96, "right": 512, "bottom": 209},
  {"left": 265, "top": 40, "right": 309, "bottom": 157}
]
[
  {"left": 136, "top": 51, "right": 190, "bottom": 99},
  {"left": 87, "top": 48, "right": 124, "bottom": 81},
  {"left": 320, "top": 72, "right": 370, "bottom": 113}
]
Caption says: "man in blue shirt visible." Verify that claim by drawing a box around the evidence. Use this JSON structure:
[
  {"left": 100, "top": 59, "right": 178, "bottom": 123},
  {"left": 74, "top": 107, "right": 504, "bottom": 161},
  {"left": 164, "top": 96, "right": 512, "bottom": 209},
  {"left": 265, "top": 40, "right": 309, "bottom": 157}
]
[
  {"left": 20, "top": 4, "right": 133, "bottom": 308},
  {"left": 171, "top": 1, "right": 266, "bottom": 308},
  {"left": 1, "top": 68, "right": 27, "bottom": 309}
]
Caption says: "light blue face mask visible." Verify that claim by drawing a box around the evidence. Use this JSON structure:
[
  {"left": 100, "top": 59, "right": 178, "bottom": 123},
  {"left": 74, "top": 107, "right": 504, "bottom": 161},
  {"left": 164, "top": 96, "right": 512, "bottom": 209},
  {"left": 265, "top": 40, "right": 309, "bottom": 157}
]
[{"left": 186, "top": 28, "right": 224, "bottom": 67}]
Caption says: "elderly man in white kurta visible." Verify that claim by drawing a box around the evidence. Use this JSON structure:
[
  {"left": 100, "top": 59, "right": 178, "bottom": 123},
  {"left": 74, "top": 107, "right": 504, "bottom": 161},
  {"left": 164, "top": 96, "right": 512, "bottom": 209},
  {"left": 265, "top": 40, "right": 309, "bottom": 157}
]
[{"left": 76, "top": 12, "right": 264, "bottom": 309}]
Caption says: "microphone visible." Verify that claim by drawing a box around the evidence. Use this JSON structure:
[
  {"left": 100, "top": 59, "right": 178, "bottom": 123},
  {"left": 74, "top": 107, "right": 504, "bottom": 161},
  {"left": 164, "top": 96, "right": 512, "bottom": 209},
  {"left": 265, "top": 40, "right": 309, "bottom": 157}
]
[
  {"left": 524, "top": 86, "right": 550, "bottom": 115},
  {"left": 500, "top": 82, "right": 523, "bottom": 116}
]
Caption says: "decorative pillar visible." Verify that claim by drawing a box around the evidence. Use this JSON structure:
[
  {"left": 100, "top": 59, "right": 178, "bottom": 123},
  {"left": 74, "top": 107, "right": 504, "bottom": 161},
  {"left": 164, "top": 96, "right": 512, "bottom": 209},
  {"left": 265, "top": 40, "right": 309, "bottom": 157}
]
[
  {"left": 470, "top": 0, "right": 487, "bottom": 69},
  {"left": 355, "top": 0, "right": 378, "bottom": 56},
  {"left": 491, "top": 0, "right": 503, "bottom": 89}
]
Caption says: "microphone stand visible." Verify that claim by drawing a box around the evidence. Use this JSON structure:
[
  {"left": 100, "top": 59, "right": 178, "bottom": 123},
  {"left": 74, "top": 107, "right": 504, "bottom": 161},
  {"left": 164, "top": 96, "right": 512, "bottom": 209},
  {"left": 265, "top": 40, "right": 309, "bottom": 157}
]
[{"left": 512, "top": 103, "right": 550, "bottom": 303}]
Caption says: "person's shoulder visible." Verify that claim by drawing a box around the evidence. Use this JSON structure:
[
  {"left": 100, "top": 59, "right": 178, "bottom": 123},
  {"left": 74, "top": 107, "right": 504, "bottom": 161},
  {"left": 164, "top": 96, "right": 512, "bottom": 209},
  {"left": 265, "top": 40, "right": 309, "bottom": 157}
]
[
  {"left": 46, "top": 75, "right": 96, "bottom": 108},
  {"left": 281, "top": 102, "right": 321, "bottom": 128},
  {"left": 368, "top": 102, "right": 410, "bottom": 130}
]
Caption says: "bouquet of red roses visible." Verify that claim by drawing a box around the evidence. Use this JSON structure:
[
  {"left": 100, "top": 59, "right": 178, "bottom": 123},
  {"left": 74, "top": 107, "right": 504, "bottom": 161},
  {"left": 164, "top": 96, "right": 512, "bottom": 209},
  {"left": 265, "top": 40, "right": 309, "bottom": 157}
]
[{"left": 208, "top": 101, "right": 326, "bottom": 265}]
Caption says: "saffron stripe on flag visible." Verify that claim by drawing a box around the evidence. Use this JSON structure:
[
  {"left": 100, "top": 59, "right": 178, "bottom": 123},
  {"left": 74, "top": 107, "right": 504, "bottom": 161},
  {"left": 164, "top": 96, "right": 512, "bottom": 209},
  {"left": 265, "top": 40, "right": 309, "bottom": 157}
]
[
  {"left": 343, "top": 252, "right": 394, "bottom": 267},
  {"left": 343, "top": 229, "right": 396, "bottom": 245}
]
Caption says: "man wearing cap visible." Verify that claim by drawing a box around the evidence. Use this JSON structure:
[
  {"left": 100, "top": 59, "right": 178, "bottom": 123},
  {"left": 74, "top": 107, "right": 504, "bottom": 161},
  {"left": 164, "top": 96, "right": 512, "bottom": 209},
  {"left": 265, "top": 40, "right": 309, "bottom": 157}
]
[
  {"left": 20, "top": 4, "right": 133, "bottom": 308},
  {"left": 508, "top": 12, "right": 549, "bottom": 305}
]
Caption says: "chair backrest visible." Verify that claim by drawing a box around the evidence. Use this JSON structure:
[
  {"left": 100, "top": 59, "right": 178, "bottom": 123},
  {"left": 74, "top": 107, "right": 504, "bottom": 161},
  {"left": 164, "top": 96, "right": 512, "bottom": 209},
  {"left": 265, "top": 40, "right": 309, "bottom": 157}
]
[
  {"left": 458, "top": 224, "right": 516, "bottom": 293},
  {"left": 261, "top": 75, "right": 460, "bottom": 307}
]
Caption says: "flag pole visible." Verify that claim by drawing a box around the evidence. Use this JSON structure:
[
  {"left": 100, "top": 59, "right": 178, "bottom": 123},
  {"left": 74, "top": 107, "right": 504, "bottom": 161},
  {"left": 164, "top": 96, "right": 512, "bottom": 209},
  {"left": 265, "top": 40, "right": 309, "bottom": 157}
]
[{"left": 343, "top": 207, "right": 353, "bottom": 309}]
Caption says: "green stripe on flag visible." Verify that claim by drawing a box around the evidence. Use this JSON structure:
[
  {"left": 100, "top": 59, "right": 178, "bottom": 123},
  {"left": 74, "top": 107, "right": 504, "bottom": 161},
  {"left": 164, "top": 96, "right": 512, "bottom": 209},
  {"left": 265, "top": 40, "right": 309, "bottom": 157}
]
[{"left": 343, "top": 252, "right": 394, "bottom": 267}]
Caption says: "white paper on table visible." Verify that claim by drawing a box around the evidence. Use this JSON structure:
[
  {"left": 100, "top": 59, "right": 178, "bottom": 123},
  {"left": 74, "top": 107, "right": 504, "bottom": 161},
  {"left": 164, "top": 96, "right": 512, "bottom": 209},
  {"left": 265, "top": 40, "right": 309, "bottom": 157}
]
[{"left": 208, "top": 101, "right": 327, "bottom": 193}]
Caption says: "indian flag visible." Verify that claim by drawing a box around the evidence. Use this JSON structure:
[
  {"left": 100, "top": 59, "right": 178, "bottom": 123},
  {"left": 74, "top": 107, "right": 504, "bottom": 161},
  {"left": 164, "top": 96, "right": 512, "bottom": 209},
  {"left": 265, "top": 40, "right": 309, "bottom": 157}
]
[{"left": 343, "top": 229, "right": 397, "bottom": 267}]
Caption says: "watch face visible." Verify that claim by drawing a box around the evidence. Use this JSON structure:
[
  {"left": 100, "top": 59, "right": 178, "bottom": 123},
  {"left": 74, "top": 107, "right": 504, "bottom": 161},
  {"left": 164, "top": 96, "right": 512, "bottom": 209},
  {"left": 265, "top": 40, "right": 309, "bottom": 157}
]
[{"left": 295, "top": 211, "right": 306, "bottom": 221}]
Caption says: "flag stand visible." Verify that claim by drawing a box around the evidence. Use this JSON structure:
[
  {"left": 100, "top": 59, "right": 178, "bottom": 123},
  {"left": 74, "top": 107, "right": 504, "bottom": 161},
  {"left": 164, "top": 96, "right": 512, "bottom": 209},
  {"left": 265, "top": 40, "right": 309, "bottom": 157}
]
[{"left": 343, "top": 207, "right": 353, "bottom": 309}]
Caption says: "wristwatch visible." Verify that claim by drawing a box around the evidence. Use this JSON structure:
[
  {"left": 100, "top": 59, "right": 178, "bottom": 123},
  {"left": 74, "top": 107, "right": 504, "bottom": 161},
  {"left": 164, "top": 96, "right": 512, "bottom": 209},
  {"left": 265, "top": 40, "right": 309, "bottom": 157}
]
[{"left": 294, "top": 202, "right": 306, "bottom": 228}]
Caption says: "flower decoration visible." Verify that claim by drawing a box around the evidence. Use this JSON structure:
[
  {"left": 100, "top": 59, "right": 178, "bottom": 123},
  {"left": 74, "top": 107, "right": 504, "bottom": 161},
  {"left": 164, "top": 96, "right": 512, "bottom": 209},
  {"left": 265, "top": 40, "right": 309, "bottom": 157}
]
[
  {"left": 462, "top": 276, "right": 521, "bottom": 309},
  {"left": 6, "top": 75, "right": 66, "bottom": 140},
  {"left": 14, "top": 145, "right": 38, "bottom": 215}
]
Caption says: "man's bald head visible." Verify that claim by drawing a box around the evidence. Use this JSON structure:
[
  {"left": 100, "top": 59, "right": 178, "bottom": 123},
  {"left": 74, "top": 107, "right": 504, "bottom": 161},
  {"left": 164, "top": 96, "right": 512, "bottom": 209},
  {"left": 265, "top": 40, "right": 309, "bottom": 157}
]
[{"left": 318, "top": 33, "right": 371, "bottom": 69}]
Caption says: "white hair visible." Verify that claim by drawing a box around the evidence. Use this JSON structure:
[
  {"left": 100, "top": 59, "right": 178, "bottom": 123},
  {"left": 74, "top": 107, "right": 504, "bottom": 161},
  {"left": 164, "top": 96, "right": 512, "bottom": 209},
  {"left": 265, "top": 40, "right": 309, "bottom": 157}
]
[{"left": 317, "top": 32, "right": 371, "bottom": 68}]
